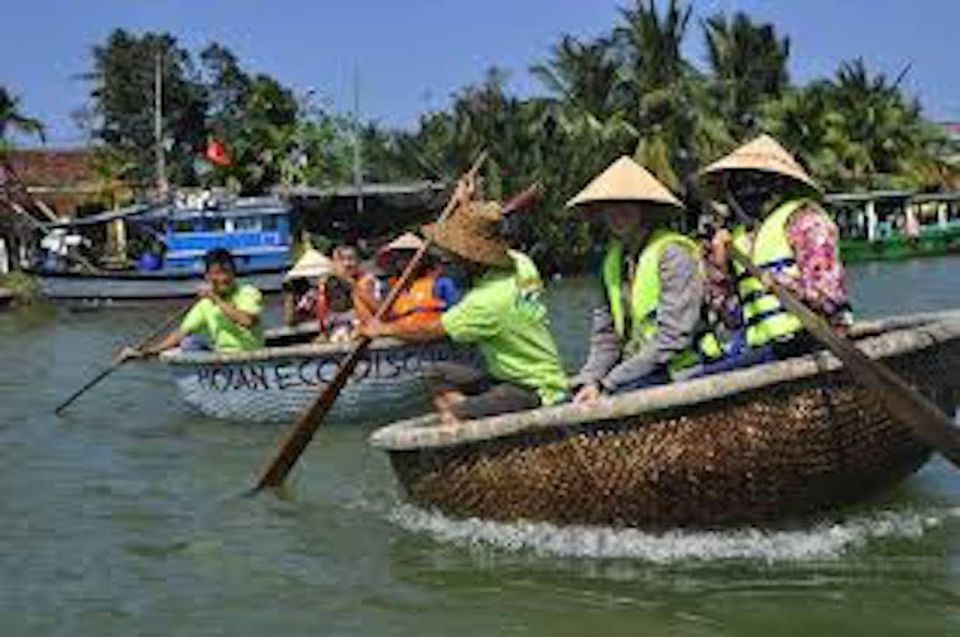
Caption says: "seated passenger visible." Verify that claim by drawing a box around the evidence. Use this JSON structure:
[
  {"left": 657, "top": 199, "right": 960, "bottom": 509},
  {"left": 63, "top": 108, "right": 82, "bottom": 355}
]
[
  {"left": 360, "top": 202, "right": 568, "bottom": 423},
  {"left": 316, "top": 272, "right": 357, "bottom": 343},
  {"left": 122, "top": 248, "right": 264, "bottom": 358},
  {"left": 281, "top": 249, "right": 333, "bottom": 327},
  {"left": 565, "top": 157, "right": 719, "bottom": 403},
  {"left": 374, "top": 232, "right": 461, "bottom": 330},
  {"left": 699, "top": 134, "right": 853, "bottom": 369}
]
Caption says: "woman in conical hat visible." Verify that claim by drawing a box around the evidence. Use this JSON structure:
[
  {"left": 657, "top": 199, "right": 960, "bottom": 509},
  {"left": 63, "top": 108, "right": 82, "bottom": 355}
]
[
  {"left": 699, "top": 134, "right": 853, "bottom": 367},
  {"left": 566, "top": 156, "right": 721, "bottom": 404},
  {"left": 360, "top": 200, "right": 568, "bottom": 424}
]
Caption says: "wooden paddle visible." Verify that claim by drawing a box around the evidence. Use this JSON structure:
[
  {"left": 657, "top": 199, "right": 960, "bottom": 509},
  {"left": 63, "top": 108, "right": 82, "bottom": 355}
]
[
  {"left": 251, "top": 151, "right": 488, "bottom": 492},
  {"left": 723, "top": 194, "right": 960, "bottom": 467},
  {"left": 54, "top": 302, "right": 192, "bottom": 415}
]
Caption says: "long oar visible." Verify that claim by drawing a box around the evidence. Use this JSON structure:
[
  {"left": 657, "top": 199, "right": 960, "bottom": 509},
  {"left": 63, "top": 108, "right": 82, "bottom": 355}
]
[
  {"left": 54, "top": 303, "right": 191, "bottom": 415},
  {"left": 724, "top": 200, "right": 960, "bottom": 467},
  {"left": 251, "top": 151, "right": 488, "bottom": 492}
]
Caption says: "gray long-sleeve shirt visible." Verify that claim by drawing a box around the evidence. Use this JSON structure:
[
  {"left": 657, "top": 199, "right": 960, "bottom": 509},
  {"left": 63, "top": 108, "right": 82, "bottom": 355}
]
[{"left": 572, "top": 244, "right": 705, "bottom": 392}]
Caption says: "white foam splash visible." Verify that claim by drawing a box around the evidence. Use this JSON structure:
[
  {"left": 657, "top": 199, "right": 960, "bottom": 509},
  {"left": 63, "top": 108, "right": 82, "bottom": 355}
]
[{"left": 390, "top": 505, "right": 957, "bottom": 563}]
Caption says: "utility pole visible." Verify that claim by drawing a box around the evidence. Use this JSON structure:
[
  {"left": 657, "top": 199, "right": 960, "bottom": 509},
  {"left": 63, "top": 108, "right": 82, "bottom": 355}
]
[
  {"left": 352, "top": 63, "right": 363, "bottom": 214},
  {"left": 154, "top": 49, "right": 168, "bottom": 196}
]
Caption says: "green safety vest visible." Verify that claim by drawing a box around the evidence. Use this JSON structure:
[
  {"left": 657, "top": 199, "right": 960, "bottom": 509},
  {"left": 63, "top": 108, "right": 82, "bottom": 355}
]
[
  {"left": 732, "top": 198, "right": 813, "bottom": 347},
  {"left": 602, "top": 229, "right": 722, "bottom": 373}
]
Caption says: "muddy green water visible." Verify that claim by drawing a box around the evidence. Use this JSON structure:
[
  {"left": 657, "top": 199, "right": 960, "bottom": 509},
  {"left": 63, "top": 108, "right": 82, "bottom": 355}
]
[{"left": 2, "top": 258, "right": 960, "bottom": 636}]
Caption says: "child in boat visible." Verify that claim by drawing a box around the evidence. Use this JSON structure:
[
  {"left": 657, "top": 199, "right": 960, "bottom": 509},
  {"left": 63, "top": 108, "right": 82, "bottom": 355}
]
[
  {"left": 565, "top": 157, "right": 718, "bottom": 403},
  {"left": 360, "top": 201, "right": 567, "bottom": 424},
  {"left": 282, "top": 249, "right": 333, "bottom": 328},
  {"left": 120, "top": 248, "right": 264, "bottom": 358}
]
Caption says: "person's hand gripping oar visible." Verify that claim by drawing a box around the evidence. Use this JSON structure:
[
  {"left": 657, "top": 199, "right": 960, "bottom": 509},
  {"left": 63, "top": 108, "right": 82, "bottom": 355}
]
[
  {"left": 722, "top": 190, "right": 960, "bottom": 468},
  {"left": 249, "top": 151, "right": 488, "bottom": 494}
]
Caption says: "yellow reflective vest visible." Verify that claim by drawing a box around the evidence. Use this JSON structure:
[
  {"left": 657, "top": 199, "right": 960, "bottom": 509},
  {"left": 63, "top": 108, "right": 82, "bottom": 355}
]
[
  {"left": 732, "top": 198, "right": 816, "bottom": 347},
  {"left": 602, "top": 229, "right": 721, "bottom": 372}
]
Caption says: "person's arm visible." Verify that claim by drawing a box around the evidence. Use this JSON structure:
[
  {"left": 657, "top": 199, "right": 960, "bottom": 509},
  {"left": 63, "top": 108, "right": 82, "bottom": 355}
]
[
  {"left": 360, "top": 315, "right": 446, "bottom": 342},
  {"left": 570, "top": 302, "right": 622, "bottom": 390},
  {"left": 785, "top": 206, "right": 854, "bottom": 328},
  {"left": 353, "top": 275, "right": 380, "bottom": 323},
  {"left": 599, "top": 245, "right": 704, "bottom": 393},
  {"left": 206, "top": 290, "right": 258, "bottom": 329}
]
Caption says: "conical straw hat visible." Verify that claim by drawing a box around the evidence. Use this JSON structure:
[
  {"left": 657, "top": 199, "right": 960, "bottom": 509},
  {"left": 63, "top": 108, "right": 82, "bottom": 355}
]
[
  {"left": 566, "top": 156, "right": 683, "bottom": 210},
  {"left": 376, "top": 231, "right": 425, "bottom": 267},
  {"left": 701, "top": 134, "right": 821, "bottom": 192},
  {"left": 422, "top": 201, "right": 511, "bottom": 268},
  {"left": 284, "top": 249, "right": 333, "bottom": 281}
]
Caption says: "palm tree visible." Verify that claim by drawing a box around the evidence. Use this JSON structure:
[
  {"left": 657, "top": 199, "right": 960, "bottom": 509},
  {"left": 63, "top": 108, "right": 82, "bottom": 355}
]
[
  {"left": 0, "top": 86, "right": 45, "bottom": 150},
  {"left": 703, "top": 12, "right": 790, "bottom": 137},
  {"left": 613, "top": 0, "right": 733, "bottom": 206}
]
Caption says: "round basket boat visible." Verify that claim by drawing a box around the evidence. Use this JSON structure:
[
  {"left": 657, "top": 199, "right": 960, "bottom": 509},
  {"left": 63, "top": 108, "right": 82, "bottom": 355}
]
[
  {"left": 160, "top": 334, "right": 477, "bottom": 423},
  {"left": 370, "top": 311, "right": 960, "bottom": 529}
]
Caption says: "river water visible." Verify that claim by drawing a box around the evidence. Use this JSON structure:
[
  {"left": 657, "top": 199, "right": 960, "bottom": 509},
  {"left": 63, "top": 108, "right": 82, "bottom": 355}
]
[{"left": 1, "top": 257, "right": 959, "bottom": 635}]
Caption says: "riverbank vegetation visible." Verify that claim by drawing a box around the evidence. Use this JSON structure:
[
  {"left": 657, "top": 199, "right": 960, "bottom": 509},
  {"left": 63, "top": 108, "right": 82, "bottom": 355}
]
[{"left": 3, "top": 0, "right": 958, "bottom": 273}]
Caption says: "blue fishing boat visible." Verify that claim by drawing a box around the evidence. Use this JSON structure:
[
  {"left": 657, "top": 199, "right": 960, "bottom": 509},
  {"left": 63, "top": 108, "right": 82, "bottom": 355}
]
[{"left": 31, "top": 193, "right": 294, "bottom": 302}]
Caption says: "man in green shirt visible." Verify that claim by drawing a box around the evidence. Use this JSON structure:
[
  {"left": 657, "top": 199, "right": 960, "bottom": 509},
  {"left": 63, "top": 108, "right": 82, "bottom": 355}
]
[
  {"left": 122, "top": 248, "right": 265, "bottom": 359},
  {"left": 360, "top": 201, "right": 568, "bottom": 423}
]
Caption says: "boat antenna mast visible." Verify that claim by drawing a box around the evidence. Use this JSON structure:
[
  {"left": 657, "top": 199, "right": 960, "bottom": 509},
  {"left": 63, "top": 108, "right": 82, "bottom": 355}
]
[
  {"left": 154, "top": 48, "right": 168, "bottom": 198},
  {"left": 352, "top": 63, "right": 363, "bottom": 214}
]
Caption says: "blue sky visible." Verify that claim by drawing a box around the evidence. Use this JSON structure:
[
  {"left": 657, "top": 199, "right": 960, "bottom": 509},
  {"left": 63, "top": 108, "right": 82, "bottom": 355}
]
[{"left": 2, "top": 0, "right": 958, "bottom": 146}]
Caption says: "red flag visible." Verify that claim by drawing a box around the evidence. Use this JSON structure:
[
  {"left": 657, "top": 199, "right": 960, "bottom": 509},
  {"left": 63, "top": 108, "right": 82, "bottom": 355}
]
[{"left": 205, "top": 139, "right": 231, "bottom": 167}]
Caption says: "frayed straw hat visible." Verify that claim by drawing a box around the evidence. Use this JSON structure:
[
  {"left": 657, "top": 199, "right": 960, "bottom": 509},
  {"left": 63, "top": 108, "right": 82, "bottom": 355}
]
[
  {"left": 284, "top": 249, "right": 333, "bottom": 281},
  {"left": 701, "top": 134, "right": 821, "bottom": 192},
  {"left": 566, "top": 156, "right": 684, "bottom": 211},
  {"left": 422, "top": 201, "right": 511, "bottom": 268},
  {"left": 376, "top": 232, "right": 424, "bottom": 267}
]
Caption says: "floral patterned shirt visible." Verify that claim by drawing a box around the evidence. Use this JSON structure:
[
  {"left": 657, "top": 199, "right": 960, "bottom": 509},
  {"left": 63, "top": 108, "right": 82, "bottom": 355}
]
[
  {"left": 704, "top": 202, "right": 853, "bottom": 332},
  {"left": 781, "top": 204, "right": 853, "bottom": 327}
]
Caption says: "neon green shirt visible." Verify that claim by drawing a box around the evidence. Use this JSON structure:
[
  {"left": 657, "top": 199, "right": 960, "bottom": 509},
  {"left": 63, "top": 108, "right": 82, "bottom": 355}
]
[
  {"left": 441, "top": 250, "right": 568, "bottom": 405},
  {"left": 180, "top": 283, "right": 265, "bottom": 352}
]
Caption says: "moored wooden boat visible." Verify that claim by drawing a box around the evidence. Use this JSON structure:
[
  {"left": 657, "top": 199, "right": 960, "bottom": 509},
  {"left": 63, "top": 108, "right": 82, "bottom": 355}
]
[
  {"left": 370, "top": 311, "right": 960, "bottom": 530},
  {"left": 159, "top": 335, "right": 478, "bottom": 423}
]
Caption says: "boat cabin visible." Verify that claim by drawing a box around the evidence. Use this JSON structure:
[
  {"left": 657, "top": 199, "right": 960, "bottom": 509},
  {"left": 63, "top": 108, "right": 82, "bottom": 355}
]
[{"left": 141, "top": 196, "right": 292, "bottom": 274}]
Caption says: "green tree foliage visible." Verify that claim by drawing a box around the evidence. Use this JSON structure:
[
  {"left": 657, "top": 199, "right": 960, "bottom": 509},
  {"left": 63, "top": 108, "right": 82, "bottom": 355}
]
[
  {"left": 85, "top": 30, "right": 207, "bottom": 186},
  {"left": 83, "top": 31, "right": 355, "bottom": 195},
  {"left": 703, "top": 12, "right": 790, "bottom": 138},
  {"left": 0, "top": 86, "right": 45, "bottom": 153}
]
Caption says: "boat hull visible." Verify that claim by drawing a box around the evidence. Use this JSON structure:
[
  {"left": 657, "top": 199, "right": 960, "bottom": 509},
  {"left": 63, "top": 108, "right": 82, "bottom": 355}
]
[
  {"left": 163, "top": 339, "right": 478, "bottom": 423},
  {"left": 372, "top": 313, "right": 960, "bottom": 529},
  {"left": 33, "top": 268, "right": 285, "bottom": 301}
]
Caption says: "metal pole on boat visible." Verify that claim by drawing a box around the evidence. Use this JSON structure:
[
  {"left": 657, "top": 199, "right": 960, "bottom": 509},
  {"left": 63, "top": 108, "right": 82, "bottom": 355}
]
[
  {"left": 154, "top": 49, "right": 168, "bottom": 197},
  {"left": 352, "top": 63, "right": 363, "bottom": 214}
]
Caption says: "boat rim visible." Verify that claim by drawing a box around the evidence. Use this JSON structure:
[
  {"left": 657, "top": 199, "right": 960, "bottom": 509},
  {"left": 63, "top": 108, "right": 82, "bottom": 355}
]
[
  {"left": 369, "top": 309, "right": 960, "bottom": 452},
  {"left": 159, "top": 335, "right": 456, "bottom": 365}
]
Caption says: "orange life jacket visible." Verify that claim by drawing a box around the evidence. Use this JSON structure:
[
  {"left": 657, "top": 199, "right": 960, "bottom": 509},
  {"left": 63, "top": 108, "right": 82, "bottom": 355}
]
[{"left": 389, "top": 274, "right": 445, "bottom": 325}]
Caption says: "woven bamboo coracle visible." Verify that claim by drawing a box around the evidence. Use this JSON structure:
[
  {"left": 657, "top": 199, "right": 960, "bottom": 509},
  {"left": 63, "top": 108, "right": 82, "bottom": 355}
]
[{"left": 370, "top": 311, "right": 960, "bottom": 529}]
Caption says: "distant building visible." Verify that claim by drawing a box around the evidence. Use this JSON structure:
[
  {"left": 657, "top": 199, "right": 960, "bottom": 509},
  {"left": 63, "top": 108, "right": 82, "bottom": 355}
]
[{"left": 3, "top": 147, "right": 104, "bottom": 218}]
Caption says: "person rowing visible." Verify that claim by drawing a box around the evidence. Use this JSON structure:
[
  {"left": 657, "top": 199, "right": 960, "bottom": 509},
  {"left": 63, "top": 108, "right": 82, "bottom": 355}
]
[
  {"left": 120, "top": 248, "right": 265, "bottom": 359},
  {"left": 698, "top": 134, "right": 853, "bottom": 371},
  {"left": 566, "top": 156, "right": 722, "bottom": 403},
  {"left": 360, "top": 201, "right": 568, "bottom": 424}
]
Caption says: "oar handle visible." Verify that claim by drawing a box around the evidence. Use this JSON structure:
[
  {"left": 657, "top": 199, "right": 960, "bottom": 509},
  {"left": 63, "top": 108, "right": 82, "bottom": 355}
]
[{"left": 251, "top": 151, "right": 488, "bottom": 492}]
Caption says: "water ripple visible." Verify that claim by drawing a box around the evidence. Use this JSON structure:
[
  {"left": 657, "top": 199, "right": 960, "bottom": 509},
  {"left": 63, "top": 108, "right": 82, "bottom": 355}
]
[{"left": 389, "top": 505, "right": 957, "bottom": 563}]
